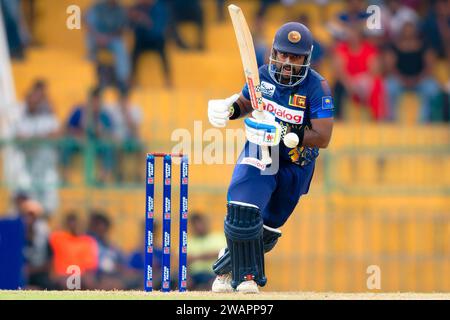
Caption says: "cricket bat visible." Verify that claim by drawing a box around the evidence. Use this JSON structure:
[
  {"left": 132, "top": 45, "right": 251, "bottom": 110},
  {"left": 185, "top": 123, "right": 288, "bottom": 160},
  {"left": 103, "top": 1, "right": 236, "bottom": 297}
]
[{"left": 228, "top": 4, "right": 272, "bottom": 165}]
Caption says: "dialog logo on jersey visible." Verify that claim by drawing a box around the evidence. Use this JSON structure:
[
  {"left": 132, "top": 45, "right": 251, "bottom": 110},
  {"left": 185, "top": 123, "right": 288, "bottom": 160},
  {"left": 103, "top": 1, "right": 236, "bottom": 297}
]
[
  {"left": 289, "top": 94, "right": 306, "bottom": 108},
  {"left": 260, "top": 81, "right": 276, "bottom": 97},
  {"left": 263, "top": 98, "right": 304, "bottom": 125}
]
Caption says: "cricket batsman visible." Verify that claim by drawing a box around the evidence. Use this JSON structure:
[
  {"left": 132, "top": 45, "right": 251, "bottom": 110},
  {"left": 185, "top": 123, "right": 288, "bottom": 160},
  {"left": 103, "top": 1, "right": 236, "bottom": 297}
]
[{"left": 207, "top": 22, "right": 334, "bottom": 293}]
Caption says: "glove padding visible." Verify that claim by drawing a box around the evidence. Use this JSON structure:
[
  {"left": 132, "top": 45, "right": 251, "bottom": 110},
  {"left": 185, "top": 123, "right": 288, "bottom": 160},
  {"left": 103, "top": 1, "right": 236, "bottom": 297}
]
[
  {"left": 244, "top": 110, "right": 282, "bottom": 147},
  {"left": 208, "top": 94, "right": 239, "bottom": 128}
]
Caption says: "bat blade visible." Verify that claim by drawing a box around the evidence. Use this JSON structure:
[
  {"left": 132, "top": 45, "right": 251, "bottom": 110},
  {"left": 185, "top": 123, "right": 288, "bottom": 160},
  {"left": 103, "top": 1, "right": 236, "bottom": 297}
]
[
  {"left": 228, "top": 4, "right": 271, "bottom": 165},
  {"left": 228, "top": 4, "right": 264, "bottom": 112}
]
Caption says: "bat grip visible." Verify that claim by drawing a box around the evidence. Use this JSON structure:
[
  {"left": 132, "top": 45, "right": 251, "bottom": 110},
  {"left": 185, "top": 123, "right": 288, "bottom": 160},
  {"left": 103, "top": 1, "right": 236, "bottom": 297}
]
[{"left": 260, "top": 146, "right": 272, "bottom": 165}]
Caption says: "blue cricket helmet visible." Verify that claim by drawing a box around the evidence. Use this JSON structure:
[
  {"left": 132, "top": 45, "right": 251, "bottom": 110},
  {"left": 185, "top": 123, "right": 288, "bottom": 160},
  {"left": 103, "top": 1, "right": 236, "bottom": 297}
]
[{"left": 269, "top": 22, "right": 314, "bottom": 87}]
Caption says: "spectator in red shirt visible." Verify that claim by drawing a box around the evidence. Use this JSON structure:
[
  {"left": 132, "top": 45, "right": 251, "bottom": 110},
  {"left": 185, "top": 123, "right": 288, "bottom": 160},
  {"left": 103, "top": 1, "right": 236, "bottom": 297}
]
[{"left": 332, "top": 23, "right": 387, "bottom": 121}]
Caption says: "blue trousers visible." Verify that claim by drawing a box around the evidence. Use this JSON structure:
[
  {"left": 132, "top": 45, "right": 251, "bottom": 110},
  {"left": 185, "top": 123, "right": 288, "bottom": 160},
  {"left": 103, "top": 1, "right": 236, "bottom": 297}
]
[{"left": 227, "top": 144, "right": 315, "bottom": 228}]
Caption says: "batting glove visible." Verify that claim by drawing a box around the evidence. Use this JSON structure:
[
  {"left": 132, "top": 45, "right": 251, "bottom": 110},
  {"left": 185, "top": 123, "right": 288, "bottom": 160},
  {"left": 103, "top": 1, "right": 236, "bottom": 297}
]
[
  {"left": 244, "top": 110, "right": 282, "bottom": 147},
  {"left": 208, "top": 94, "right": 240, "bottom": 128}
]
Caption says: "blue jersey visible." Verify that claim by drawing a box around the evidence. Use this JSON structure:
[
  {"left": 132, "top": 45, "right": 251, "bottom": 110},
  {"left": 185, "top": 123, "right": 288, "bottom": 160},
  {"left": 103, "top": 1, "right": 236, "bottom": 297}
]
[{"left": 242, "top": 65, "right": 334, "bottom": 166}]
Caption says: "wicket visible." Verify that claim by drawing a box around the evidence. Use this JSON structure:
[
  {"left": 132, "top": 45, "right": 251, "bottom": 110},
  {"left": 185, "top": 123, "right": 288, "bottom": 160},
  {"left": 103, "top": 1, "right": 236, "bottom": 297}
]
[{"left": 145, "top": 153, "right": 188, "bottom": 292}]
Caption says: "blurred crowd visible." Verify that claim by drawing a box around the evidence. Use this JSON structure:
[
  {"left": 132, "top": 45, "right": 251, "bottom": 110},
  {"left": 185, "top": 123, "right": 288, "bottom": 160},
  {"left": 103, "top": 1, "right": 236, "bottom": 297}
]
[
  {"left": 79, "top": 0, "right": 449, "bottom": 122},
  {"left": 0, "top": 193, "right": 225, "bottom": 291},
  {"left": 3, "top": 0, "right": 448, "bottom": 116},
  {"left": 258, "top": 0, "right": 449, "bottom": 122},
  {"left": 325, "top": 0, "right": 449, "bottom": 122},
  {"left": 1, "top": 0, "right": 450, "bottom": 123},
  {"left": 11, "top": 79, "right": 144, "bottom": 215},
  {"left": 2, "top": 0, "right": 211, "bottom": 87},
  {"left": 2, "top": 5, "right": 449, "bottom": 203},
  {"left": 4, "top": 0, "right": 448, "bottom": 212}
]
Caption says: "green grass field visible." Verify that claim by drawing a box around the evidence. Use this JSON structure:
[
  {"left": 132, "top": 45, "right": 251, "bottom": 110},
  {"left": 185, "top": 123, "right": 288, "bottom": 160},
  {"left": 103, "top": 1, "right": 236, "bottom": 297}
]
[{"left": 0, "top": 290, "right": 448, "bottom": 300}]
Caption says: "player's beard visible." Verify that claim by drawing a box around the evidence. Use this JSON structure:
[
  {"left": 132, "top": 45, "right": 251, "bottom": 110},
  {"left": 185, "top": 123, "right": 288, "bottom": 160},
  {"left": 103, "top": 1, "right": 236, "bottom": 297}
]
[{"left": 276, "top": 63, "right": 301, "bottom": 85}]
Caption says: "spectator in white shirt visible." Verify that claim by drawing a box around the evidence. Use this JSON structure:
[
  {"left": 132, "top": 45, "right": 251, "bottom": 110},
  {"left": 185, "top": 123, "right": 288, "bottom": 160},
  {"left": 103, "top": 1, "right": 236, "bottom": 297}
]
[{"left": 15, "top": 80, "right": 61, "bottom": 215}]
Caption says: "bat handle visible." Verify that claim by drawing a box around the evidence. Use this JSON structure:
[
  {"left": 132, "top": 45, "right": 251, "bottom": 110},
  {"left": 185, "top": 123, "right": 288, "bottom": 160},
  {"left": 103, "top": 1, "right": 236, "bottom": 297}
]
[
  {"left": 253, "top": 110, "right": 272, "bottom": 166},
  {"left": 261, "top": 146, "right": 272, "bottom": 165}
]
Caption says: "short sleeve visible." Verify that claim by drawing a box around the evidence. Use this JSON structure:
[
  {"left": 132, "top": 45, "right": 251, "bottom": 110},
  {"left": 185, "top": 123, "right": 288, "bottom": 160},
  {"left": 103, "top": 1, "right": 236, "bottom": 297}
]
[{"left": 309, "top": 79, "right": 334, "bottom": 119}]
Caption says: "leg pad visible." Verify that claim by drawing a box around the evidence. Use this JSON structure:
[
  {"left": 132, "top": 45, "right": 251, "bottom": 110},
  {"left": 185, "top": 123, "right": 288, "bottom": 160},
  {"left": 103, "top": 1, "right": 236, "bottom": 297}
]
[
  {"left": 213, "top": 225, "right": 282, "bottom": 276},
  {"left": 224, "top": 202, "right": 267, "bottom": 288}
]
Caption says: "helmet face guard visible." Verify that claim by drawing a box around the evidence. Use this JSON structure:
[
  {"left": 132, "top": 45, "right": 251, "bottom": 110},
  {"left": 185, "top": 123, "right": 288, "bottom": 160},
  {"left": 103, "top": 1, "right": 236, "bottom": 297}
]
[
  {"left": 268, "top": 46, "right": 313, "bottom": 87},
  {"left": 268, "top": 22, "right": 314, "bottom": 87}
]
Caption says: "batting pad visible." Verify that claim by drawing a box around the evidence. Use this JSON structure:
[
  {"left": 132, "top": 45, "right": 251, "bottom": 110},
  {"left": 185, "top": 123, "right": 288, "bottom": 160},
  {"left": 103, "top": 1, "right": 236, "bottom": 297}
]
[
  {"left": 224, "top": 202, "right": 267, "bottom": 288},
  {"left": 212, "top": 225, "right": 282, "bottom": 276}
]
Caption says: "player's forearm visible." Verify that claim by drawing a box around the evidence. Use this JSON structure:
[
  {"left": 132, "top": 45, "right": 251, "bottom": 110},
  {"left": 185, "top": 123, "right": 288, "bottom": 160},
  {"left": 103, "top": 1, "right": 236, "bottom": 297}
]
[
  {"left": 229, "top": 95, "right": 253, "bottom": 120},
  {"left": 302, "top": 128, "right": 331, "bottom": 149}
]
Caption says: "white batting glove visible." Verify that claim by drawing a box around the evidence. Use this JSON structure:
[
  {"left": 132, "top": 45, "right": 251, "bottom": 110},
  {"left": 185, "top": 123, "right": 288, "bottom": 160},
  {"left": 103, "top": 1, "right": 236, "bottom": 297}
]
[
  {"left": 244, "top": 110, "right": 282, "bottom": 147},
  {"left": 208, "top": 94, "right": 240, "bottom": 128}
]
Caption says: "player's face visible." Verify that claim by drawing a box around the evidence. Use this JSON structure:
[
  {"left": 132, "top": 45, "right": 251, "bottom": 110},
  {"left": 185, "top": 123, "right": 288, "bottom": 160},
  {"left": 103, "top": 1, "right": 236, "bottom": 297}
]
[{"left": 275, "top": 51, "right": 305, "bottom": 83}]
